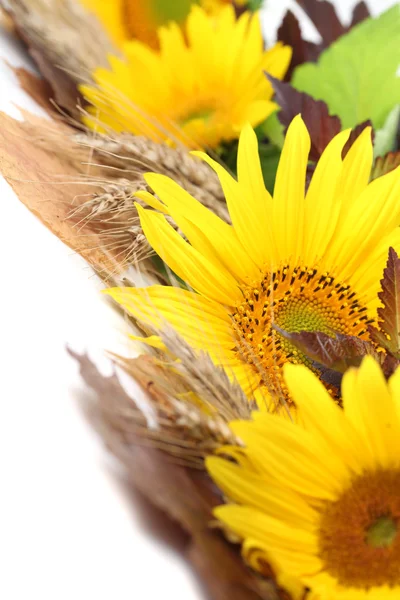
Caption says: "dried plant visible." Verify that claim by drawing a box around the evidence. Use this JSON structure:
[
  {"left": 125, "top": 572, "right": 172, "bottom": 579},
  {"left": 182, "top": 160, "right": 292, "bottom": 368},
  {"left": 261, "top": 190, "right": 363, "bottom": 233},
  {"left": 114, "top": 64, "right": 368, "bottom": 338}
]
[
  {"left": 73, "top": 131, "right": 228, "bottom": 220},
  {"left": 2, "top": 0, "right": 118, "bottom": 112},
  {"left": 69, "top": 325, "right": 252, "bottom": 468}
]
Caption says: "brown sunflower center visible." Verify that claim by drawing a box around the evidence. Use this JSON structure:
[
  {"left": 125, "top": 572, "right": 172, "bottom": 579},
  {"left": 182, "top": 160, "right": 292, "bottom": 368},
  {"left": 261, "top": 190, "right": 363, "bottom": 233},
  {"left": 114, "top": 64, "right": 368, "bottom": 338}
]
[
  {"left": 231, "top": 265, "right": 372, "bottom": 397},
  {"left": 319, "top": 469, "right": 400, "bottom": 588}
]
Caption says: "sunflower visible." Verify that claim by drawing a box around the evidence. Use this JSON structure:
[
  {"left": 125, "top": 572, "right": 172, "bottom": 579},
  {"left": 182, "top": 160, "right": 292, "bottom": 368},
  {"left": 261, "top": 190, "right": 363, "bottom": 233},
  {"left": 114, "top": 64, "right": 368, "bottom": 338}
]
[
  {"left": 105, "top": 116, "right": 400, "bottom": 407},
  {"left": 80, "top": 0, "right": 250, "bottom": 48},
  {"left": 207, "top": 356, "right": 400, "bottom": 599},
  {"left": 80, "top": 6, "right": 291, "bottom": 149}
]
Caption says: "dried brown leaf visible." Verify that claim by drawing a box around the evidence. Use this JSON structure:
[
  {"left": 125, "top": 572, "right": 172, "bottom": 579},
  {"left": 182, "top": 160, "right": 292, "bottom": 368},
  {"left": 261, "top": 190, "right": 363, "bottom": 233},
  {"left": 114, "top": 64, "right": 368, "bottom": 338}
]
[
  {"left": 341, "top": 120, "right": 374, "bottom": 159},
  {"left": 0, "top": 109, "right": 126, "bottom": 276},
  {"left": 71, "top": 350, "right": 281, "bottom": 600},
  {"left": 369, "top": 248, "right": 400, "bottom": 357},
  {"left": 371, "top": 151, "right": 400, "bottom": 180},
  {"left": 274, "top": 327, "right": 379, "bottom": 373}
]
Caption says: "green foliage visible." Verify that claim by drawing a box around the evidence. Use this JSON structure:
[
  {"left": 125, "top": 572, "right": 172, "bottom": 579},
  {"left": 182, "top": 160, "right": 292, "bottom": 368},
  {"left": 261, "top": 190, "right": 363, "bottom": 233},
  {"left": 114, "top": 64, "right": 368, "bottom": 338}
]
[
  {"left": 373, "top": 105, "right": 400, "bottom": 159},
  {"left": 262, "top": 111, "right": 285, "bottom": 148},
  {"left": 292, "top": 6, "right": 400, "bottom": 130},
  {"left": 153, "top": 0, "right": 196, "bottom": 22},
  {"left": 220, "top": 134, "right": 280, "bottom": 195},
  {"left": 258, "top": 143, "right": 280, "bottom": 194},
  {"left": 247, "top": 0, "right": 264, "bottom": 11}
]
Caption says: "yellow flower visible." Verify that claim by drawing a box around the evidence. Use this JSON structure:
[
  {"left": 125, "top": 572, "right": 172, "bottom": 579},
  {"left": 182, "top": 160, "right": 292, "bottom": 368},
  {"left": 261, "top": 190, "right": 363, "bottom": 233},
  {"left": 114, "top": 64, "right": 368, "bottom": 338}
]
[
  {"left": 80, "top": 6, "right": 291, "bottom": 149},
  {"left": 80, "top": 0, "right": 250, "bottom": 47},
  {"left": 105, "top": 116, "right": 400, "bottom": 406},
  {"left": 207, "top": 356, "right": 400, "bottom": 599}
]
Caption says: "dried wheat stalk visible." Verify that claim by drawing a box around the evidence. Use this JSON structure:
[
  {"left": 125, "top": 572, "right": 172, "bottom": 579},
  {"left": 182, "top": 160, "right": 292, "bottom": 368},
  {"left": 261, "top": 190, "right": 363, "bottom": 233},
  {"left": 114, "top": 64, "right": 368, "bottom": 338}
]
[
  {"left": 3, "top": 0, "right": 116, "bottom": 78},
  {"left": 77, "top": 346, "right": 244, "bottom": 468},
  {"left": 73, "top": 132, "right": 228, "bottom": 220},
  {"left": 158, "top": 327, "right": 253, "bottom": 422},
  {"left": 2, "top": 0, "right": 118, "bottom": 113}
]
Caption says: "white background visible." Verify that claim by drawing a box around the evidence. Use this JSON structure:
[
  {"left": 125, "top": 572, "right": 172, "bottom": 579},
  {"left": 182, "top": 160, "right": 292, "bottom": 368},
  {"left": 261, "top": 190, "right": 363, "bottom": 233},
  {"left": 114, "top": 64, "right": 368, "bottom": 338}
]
[{"left": 0, "top": 1, "right": 396, "bottom": 598}]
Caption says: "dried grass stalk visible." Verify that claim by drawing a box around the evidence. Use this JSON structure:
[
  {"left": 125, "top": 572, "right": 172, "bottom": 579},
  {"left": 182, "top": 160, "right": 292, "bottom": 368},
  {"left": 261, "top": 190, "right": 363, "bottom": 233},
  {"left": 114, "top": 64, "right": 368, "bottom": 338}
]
[
  {"left": 80, "top": 326, "right": 252, "bottom": 467},
  {"left": 3, "top": 0, "right": 118, "bottom": 112},
  {"left": 4, "top": 0, "right": 116, "bottom": 74},
  {"left": 76, "top": 344, "right": 245, "bottom": 468},
  {"left": 72, "top": 348, "right": 280, "bottom": 600},
  {"left": 13, "top": 114, "right": 226, "bottom": 276},
  {"left": 73, "top": 132, "right": 228, "bottom": 221},
  {"left": 110, "top": 351, "right": 246, "bottom": 468},
  {"left": 158, "top": 326, "right": 253, "bottom": 422}
]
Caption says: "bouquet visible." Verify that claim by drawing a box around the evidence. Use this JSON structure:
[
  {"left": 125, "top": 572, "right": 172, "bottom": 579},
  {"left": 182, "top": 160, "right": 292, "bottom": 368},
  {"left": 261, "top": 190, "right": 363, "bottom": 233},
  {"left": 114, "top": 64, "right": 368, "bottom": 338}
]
[{"left": 1, "top": 0, "right": 400, "bottom": 598}]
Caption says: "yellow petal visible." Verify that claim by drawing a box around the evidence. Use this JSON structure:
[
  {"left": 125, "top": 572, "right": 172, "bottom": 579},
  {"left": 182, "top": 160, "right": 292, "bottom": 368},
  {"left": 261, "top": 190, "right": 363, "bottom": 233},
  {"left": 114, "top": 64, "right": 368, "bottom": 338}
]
[
  {"left": 303, "top": 130, "right": 350, "bottom": 264},
  {"left": 105, "top": 285, "right": 234, "bottom": 352},
  {"left": 325, "top": 165, "right": 400, "bottom": 280},
  {"left": 137, "top": 205, "right": 240, "bottom": 305},
  {"left": 272, "top": 115, "right": 310, "bottom": 262},
  {"left": 192, "top": 135, "right": 277, "bottom": 268},
  {"left": 336, "top": 126, "right": 374, "bottom": 219},
  {"left": 143, "top": 172, "right": 259, "bottom": 281},
  {"left": 342, "top": 356, "right": 400, "bottom": 468},
  {"left": 284, "top": 363, "right": 368, "bottom": 471},
  {"left": 207, "top": 457, "right": 317, "bottom": 526},
  {"left": 214, "top": 505, "right": 318, "bottom": 552}
]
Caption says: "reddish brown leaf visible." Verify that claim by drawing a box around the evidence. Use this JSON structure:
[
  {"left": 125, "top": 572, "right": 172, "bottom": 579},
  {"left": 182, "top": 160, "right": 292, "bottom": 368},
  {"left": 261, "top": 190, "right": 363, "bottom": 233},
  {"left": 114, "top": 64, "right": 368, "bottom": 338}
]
[
  {"left": 295, "top": 0, "right": 370, "bottom": 47},
  {"left": 266, "top": 75, "right": 341, "bottom": 161},
  {"left": 381, "top": 353, "right": 400, "bottom": 379},
  {"left": 341, "top": 120, "right": 374, "bottom": 159},
  {"left": 295, "top": 0, "right": 346, "bottom": 47},
  {"left": 275, "top": 327, "right": 379, "bottom": 373},
  {"left": 371, "top": 151, "right": 400, "bottom": 180},
  {"left": 71, "top": 350, "right": 281, "bottom": 600},
  {"left": 277, "top": 11, "right": 320, "bottom": 80},
  {"left": 370, "top": 248, "right": 400, "bottom": 357},
  {"left": 350, "top": 1, "right": 371, "bottom": 28}
]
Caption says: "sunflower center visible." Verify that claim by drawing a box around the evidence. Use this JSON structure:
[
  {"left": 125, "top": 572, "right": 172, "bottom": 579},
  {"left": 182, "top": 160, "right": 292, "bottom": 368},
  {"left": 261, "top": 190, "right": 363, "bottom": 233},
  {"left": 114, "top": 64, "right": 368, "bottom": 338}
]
[
  {"left": 231, "top": 265, "right": 372, "bottom": 398},
  {"left": 367, "top": 516, "right": 398, "bottom": 549},
  {"left": 318, "top": 469, "right": 400, "bottom": 588}
]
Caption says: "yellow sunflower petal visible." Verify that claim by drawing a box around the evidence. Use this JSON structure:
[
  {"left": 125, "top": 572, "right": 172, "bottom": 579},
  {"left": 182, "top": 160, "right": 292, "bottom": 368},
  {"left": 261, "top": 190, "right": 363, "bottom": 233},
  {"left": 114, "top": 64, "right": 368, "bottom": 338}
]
[
  {"left": 342, "top": 356, "right": 400, "bottom": 468},
  {"left": 137, "top": 205, "right": 240, "bottom": 305},
  {"left": 142, "top": 172, "right": 259, "bottom": 281},
  {"left": 284, "top": 363, "right": 368, "bottom": 470},
  {"left": 303, "top": 130, "right": 350, "bottom": 264},
  {"left": 336, "top": 126, "right": 374, "bottom": 217},
  {"left": 325, "top": 165, "right": 400, "bottom": 280},
  {"left": 230, "top": 419, "right": 345, "bottom": 499},
  {"left": 82, "top": 6, "right": 291, "bottom": 149},
  {"left": 105, "top": 285, "right": 234, "bottom": 352},
  {"left": 192, "top": 137, "right": 277, "bottom": 267},
  {"left": 272, "top": 115, "right": 311, "bottom": 262},
  {"left": 214, "top": 505, "right": 318, "bottom": 552},
  {"left": 207, "top": 456, "right": 317, "bottom": 526}
]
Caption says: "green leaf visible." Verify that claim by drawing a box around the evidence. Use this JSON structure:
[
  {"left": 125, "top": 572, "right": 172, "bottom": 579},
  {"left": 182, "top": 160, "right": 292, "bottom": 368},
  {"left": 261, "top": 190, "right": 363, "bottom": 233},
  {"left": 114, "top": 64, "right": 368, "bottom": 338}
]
[
  {"left": 247, "top": 0, "right": 264, "bottom": 10},
  {"left": 292, "top": 6, "right": 400, "bottom": 130},
  {"left": 262, "top": 111, "right": 285, "bottom": 148},
  {"left": 152, "top": 0, "right": 197, "bottom": 22},
  {"left": 258, "top": 143, "right": 281, "bottom": 193},
  {"left": 373, "top": 105, "right": 400, "bottom": 159}
]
